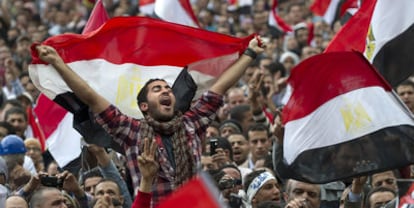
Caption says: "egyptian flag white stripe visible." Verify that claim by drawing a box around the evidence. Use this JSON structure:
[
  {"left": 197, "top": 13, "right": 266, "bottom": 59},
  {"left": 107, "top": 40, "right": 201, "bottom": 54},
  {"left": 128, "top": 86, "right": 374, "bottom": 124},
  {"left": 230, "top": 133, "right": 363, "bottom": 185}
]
[
  {"left": 363, "top": 0, "right": 414, "bottom": 86},
  {"left": 139, "top": 0, "right": 155, "bottom": 15},
  {"left": 279, "top": 51, "right": 414, "bottom": 183},
  {"left": 155, "top": 0, "right": 199, "bottom": 27}
]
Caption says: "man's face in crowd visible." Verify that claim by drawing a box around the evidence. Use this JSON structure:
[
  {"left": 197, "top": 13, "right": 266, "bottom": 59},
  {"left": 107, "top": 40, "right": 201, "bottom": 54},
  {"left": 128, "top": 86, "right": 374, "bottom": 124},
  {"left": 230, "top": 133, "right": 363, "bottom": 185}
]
[
  {"left": 84, "top": 176, "right": 102, "bottom": 197},
  {"left": 397, "top": 84, "right": 414, "bottom": 112},
  {"left": 248, "top": 130, "right": 270, "bottom": 161},
  {"left": 40, "top": 189, "right": 67, "bottom": 208},
  {"left": 253, "top": 178, "right": 281, "bottom": 205},
  {"left": 95, "top": 181, "right": 124, "bottom": 207},
  {"left": 201, "top": 155, "right": 217, "bottom": 171},
  {"left": 228, "top": 134, "right": 249, "bottom": 165},
  {"left": 371, "top": 171, "right": 398, "bottom": 192},
  {"left": 6, "top": 113, "right": 27, "bottom": 138},
  {"left": 227, "top": 89, "right": 246, "bottom": 109},
  {"left": 285, "top": 180, "right": 321, "bottom": 208},
  {"left": 141, "top": 80, "right": 176, "bottom": 122},
  {"left": 368, "top": 191, "right": 395, "bottom": 208}
]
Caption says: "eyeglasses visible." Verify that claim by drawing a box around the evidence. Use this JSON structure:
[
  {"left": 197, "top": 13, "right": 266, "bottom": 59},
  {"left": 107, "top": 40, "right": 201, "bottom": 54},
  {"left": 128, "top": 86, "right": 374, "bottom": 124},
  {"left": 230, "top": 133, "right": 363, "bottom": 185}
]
[{"left": 218, "top": 178, "right": 242, "bottom": 190}]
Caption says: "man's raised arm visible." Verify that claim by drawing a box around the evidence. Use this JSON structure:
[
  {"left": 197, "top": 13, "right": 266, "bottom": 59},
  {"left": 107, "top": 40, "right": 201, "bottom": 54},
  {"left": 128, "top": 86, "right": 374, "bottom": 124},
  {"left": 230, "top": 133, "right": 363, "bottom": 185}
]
[
  {"left": 36, "top": 45, "right": 110, "bottom": 114},
  {"left": 209, "top": 36, "right": 265, "bottom": 95}
]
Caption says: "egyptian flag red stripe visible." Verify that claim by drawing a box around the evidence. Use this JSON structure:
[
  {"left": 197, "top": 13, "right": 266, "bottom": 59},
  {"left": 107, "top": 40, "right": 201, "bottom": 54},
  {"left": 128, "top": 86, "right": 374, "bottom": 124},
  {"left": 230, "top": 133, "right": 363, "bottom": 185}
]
[
  {"left": 310, "top": 0, "right": 358, "bottom": 25},
  {"left": 157, "top": 174, "right": 222, "bottom": 208},
  {"left": 277, "top": 51, "right": 414, "bottom": 183},
  {"left": 268, "top": 0, "right": 292, "bottom": 33}
]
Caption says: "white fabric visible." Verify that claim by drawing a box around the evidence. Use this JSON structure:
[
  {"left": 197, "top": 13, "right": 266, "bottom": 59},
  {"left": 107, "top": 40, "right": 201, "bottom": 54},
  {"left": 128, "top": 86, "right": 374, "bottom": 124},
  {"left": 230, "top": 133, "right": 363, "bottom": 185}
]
[
  {"left": 46, "top": 113, "right": 81, "bottom": 167},
  {"left": 23, "top": 155, "right": 37, "bottom": 175},
  {"left": 155, "top": 0, "right": 198, "bottom": 27},
  {"left": 364, "top": 0, "right": 414, "bottom": 61}
]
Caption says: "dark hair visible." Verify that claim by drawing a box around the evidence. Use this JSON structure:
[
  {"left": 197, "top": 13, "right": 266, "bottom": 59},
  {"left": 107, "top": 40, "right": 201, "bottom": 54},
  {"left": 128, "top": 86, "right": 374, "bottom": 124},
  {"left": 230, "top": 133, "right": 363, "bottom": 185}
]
[
  {"left": 397, "top": 79, "right": 414, "bottom": 89},
  {"left": 215, "top": 137, "right": 233, "bottom": 161},
  {"left": 80, "top": 168, "right": 103, "bottom": 185},
  {"left": 365, "top": 186, "right": 397, "bottom": 208},
  {"left": 229, "top": 104, "right": 250, "bottom": 124},
  {"left": 136, "top": 78, "right": 166, "bottom": 107},
  {"left": 219, "top": 119, "right": 243, "bottom": 134},
  {"left": 257, "top": 201, "right": 282, "bottom": 208},
  {"left": 0, "top": 121, "right": 16, "bottom": 135},
  {"left": 96, "top": 178, "right": 121, "bottom": 193},
  {"left": 1, "top": 99, "right": 23, "bottom": 110},
  {"left": 220, "top": 164, "right": 242, "bottom": 180},
  {"left": 5, "top": 106, "right": 27, "bottom": 121},
  {"left": 244, "top": 169, "right": 267, "bottom": 193},
  {"left": 247, "top": 123, "right": 269, "bottom": 138}
]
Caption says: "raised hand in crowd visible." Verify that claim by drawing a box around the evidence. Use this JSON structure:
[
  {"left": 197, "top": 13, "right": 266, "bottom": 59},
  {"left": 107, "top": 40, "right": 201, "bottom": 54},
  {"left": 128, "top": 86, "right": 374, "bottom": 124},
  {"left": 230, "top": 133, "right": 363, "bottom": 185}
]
[{"left": 138, "top": 138, "right": 158, "bottom": 193}]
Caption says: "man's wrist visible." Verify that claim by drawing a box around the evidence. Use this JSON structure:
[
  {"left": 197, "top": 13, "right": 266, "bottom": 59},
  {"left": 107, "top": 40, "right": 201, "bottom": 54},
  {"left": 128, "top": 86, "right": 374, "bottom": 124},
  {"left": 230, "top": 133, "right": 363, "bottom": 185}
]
[{"left": 243, "top": 48, "right": 257, "bottom": 59}]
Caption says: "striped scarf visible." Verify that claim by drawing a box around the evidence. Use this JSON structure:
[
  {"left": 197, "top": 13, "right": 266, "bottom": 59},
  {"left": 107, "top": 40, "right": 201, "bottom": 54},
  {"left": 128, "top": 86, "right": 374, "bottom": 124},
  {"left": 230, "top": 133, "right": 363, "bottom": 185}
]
[{"left": 140, "top": 113, "right": 193, "bottom": 187}]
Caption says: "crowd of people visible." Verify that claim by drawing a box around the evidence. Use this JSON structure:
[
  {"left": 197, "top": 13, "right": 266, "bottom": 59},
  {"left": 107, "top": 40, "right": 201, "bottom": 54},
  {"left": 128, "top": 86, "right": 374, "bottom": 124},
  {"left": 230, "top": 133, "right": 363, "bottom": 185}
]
[{"left": 0, "top": 0, "right": 413, "bottom": 208}]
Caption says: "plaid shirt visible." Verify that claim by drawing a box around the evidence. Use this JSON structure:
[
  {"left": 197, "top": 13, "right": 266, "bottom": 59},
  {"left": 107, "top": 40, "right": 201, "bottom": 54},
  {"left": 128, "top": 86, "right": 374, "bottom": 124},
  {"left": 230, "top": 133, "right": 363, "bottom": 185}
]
[{"left": 95, "top": 91, "right": 223, "bottom": 206}]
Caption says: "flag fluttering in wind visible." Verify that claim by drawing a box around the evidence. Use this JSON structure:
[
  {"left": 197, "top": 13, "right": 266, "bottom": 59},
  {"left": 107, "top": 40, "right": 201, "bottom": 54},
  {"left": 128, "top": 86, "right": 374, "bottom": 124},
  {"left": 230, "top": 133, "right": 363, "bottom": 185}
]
[
  {"left": 325, "top": 0, "right": 414, "bottom": 87},
  {"left": 268, "top": 0, "right": 292, "bottom": 33},
  {"left": 30, "top": 16, "right": 251, "bottom": 165},
  {"left": 154, "top": 0, "right": 200, "bottom": 27},
  {"left": 157, "top": 173, "right": 223, "bottom": 208},
  {"left": 310, "top": 0, "right": 359, "bottom": 25},
  {"left": 277, "top": 51, "right": 414, "bottom": 183},
  {"left": 32, "top": 0, "right": 110, "bottom": 167}
]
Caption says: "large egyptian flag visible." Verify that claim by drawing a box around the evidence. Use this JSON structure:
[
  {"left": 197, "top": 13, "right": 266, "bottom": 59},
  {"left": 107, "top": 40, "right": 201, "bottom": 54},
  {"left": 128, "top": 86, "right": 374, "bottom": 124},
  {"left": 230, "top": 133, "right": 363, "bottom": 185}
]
[
  {"left": 276, "top": 51, "right": 414, "bottom": 183},
  {"left": 154, "top": 0, "right": 200, "bottom": 27},
  {"left": 29, "top": 16, "right": 251, "bottom": 157},
  {"left": 310, "top": 0, "right": 358, "bottom": 25},
  {"left": 268, "top": 0, "right": 292, "bottom": 33},
  {"left": 326, "top": 0, "right": 414, "bottom": 87}
]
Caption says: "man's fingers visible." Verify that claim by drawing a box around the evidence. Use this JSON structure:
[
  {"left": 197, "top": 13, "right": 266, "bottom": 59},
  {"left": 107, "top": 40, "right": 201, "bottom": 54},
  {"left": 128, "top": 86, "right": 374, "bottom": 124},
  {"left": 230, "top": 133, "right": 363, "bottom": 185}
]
[
  {"left": 149, "top": 139, "right": 157, "bottom": 159},
  {"left": 143, "top": 137, "right": 149, "bottom": 156}
]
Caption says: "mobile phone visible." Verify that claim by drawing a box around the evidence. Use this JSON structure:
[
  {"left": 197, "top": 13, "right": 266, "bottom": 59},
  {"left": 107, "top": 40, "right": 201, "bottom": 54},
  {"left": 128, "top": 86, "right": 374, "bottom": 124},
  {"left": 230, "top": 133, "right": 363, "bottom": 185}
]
[
  {"left": 210, "top": 138, "right": 218, "bottom": 156},
  {"left": 40, "top": 176, "right": 63, "bottom": 188}
]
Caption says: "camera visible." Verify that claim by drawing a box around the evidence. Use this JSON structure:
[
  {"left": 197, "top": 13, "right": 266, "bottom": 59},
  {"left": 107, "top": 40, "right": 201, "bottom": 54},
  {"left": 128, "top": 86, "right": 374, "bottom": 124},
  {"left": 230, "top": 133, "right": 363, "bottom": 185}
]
[
  {"left": 229, "top": 193, "right": 243, "bottom": 208},
  {"left": 40, "top": 176, "right": 63, "bottom": 188},
  {"left": 210, "top": 138, "right": 218, "bottom": 156}
]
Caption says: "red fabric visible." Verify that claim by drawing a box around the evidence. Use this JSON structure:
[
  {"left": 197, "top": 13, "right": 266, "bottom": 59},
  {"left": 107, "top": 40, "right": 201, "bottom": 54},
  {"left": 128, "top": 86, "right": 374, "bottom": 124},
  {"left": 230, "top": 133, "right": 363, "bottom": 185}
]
[
  {"left": 324, "top": 0, "right": 377, "bottom": 52},
  {"left": 269, "top": 0, "right": 292, "bottom": 33},
  {"left": 82, "top": 0, "right": 109, "bottom": 34},
  {"left": 132, "top": 191, "right": 152, "bottom": 208},
  {"left": 157, "top": 176, "right": 221, "bottom": 208},
  {"left": 33, "top": 95, "right": 67, "bottom": 139},
  {"left": 26, "top": 106, "right": 46, "bottom": 151},
  {"left": 31, "top": 17, "right": 251, "bottom": 77}
]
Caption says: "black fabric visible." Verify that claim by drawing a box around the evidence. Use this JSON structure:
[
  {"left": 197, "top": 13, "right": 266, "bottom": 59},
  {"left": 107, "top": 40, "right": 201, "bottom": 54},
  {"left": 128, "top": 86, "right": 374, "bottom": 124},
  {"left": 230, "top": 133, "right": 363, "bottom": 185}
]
[
  {"left": 54, "top": 93, "right": 124, "bottom": 154},
  {"left": 373, "top": 23, "right": 414, "bottom": 87},
  {"left": 172, "top": 67, "right": 197, "bottom": 113},
  {"left": 161, "top": 134, "right": 176, "bottom": 169},
  {"left": 275, "top": 125, "right": 414, "bottom": 183}
]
